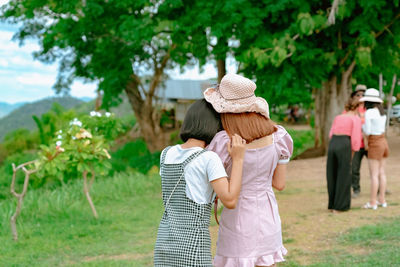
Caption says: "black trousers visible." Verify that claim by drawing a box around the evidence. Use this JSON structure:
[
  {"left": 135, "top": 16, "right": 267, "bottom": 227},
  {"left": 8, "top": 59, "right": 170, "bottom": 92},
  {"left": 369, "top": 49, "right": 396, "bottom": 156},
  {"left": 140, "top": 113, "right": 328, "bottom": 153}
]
[
  {"left": 351, "top": 148, "right": 367, "bottom": 193},
  {"left": 326, "top": 136, "right": 352, "bottom": 211}
]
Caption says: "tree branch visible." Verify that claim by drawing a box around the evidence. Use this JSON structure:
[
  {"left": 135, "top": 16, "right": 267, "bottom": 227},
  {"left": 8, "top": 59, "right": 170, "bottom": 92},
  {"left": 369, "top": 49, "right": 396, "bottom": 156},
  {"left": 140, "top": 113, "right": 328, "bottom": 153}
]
[{"left": 375, "top": 13, "right": 400, "bottom": 39}]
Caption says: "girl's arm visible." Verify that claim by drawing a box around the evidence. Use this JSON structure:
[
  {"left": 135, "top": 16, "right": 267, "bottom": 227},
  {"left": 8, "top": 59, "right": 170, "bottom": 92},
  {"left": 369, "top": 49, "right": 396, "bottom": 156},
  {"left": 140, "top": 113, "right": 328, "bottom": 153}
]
[
  {"left": 272, "top": 164, "right": 286, "bottom": 191},
  {"left": 211, "top": 134, "right": 245, "bottom": 209}
]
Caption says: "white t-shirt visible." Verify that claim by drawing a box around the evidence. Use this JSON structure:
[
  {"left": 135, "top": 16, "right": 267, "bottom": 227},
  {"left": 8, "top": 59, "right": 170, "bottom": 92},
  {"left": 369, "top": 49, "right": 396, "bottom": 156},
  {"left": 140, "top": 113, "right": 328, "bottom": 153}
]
[
  {"left": 363, "top": 108, "right": 387, "bottom": 135},
  {"left": 160, "top": 145, "right": 227, "bottom": 204}
]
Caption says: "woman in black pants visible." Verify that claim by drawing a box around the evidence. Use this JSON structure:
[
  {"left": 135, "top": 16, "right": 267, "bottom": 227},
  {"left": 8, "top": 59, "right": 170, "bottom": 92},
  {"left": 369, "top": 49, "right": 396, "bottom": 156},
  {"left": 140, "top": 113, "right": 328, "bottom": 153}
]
[{"left": 327, "top": 99, "right": 362, "bottom": 213}]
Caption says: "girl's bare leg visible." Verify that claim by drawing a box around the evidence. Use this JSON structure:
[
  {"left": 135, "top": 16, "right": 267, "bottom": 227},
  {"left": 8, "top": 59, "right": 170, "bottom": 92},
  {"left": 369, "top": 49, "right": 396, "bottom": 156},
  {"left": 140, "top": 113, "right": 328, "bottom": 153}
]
[
  {"left": 378, "top": 158, "right": 387, "bottom": 204},
  {"left": 368, "top": 159, "right": 380, "bottom": 206},
  {"left": 256, "top": 265, "right": 275, "bottom": 267}
]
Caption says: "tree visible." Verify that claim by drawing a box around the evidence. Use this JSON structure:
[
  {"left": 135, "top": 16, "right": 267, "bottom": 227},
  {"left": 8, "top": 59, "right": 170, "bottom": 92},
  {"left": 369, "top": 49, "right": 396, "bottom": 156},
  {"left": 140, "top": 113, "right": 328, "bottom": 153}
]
[
  {"left": 231, "top": 1, "right": 400, "bottom": 153},
  {"left": 1, "top": 0, "right": 208, "bottom": 152}
]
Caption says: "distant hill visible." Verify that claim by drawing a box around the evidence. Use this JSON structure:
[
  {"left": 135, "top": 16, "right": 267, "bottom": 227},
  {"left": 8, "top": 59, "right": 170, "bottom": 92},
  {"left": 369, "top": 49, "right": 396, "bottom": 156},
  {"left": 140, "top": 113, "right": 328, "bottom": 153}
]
[
  {"left": 0, "top": 102, "right": 25, "bottom": 118},
  {"left": 79, "top": 96, "right": 94, "bottom": 102},
  {"left": 0, "top": 97, "right": 83, "bottom": 142}
]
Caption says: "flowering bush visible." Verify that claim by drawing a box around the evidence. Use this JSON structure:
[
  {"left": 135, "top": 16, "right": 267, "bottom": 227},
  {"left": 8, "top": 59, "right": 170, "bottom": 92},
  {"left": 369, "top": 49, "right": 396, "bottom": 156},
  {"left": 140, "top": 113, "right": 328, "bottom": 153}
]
[
  {"left": 34, "top": 112, "right": 120, "bottom": 218},
  {"left": 35, "top": 112, "right": 117, "bottom": 182}
]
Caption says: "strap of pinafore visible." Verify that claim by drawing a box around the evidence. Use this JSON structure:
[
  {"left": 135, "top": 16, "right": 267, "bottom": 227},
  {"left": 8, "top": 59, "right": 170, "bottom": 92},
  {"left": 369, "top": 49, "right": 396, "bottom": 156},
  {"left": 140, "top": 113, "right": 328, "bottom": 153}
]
[
  {"left": 162, "top": 147, "right": 206, "bottom": 210},
  {"left": 160, "top": 146, "right": 172, "bottom": 165}
]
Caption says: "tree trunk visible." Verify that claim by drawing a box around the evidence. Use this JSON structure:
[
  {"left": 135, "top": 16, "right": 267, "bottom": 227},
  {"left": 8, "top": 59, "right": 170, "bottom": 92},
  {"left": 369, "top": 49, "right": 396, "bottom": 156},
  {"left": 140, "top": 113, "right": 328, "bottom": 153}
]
[
  {"left": 125, "top": 75, "right": 169, "bottom": 152},
  {"left": 216, "top": 37, "right": 227, "bottom": 83},
  {"left": 217, "top": 59, "right": 226, "bottom": 83},
  {"left": 313, "top": 61, "right": 355, "bottom": 154}
]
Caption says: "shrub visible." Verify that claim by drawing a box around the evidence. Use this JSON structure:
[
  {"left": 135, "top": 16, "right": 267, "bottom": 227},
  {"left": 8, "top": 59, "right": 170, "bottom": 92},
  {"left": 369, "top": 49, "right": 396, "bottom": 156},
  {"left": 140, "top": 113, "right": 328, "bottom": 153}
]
[{"left": 110, "top": 139, "right": 161, "bottom": 175}]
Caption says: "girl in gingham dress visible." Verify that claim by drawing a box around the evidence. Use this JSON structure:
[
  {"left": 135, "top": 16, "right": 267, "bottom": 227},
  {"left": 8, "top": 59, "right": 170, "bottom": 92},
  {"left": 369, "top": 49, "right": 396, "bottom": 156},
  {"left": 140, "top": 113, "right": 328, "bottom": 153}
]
[{"left": 154, "top": 99, "right": 246, "bottom": 267}]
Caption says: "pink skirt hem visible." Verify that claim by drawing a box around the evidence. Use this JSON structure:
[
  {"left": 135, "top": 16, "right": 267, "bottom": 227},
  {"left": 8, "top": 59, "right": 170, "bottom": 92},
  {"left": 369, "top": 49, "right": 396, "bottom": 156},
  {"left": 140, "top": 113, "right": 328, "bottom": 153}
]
[{"left": 213, "top": 246, "right": 287, "bottom": 267}]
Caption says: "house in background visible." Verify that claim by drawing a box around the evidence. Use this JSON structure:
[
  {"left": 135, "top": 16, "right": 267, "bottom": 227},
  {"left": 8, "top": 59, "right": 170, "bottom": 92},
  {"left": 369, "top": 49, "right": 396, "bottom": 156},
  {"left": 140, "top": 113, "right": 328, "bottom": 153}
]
[{"left": 158, "top": 79, "right": 215, "bottom": 124}]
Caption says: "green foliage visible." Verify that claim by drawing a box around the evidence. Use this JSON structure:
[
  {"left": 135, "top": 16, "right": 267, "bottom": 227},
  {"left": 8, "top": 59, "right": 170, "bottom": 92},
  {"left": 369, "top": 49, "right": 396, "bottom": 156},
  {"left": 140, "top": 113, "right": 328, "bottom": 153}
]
[
  {"left": 3, "top": 128, "right": 38, "bottom": 155},
  {"left": 286, "top": 128, "right": 314, "bottom": 159},
  {"left": 110, "top": 139, "right": 161, "bottom": 175},
  {"left": 0, "top": 152, "right": 37, "bottom": 200},
  {"left": 35, "top": 113, "right": 119, "bottom": 184}
]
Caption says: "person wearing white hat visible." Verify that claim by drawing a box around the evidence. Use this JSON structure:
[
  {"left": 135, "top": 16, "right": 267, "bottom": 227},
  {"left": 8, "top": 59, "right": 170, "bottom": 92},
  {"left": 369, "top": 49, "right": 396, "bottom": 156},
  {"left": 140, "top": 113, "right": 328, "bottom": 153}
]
[
  {"left": 205, "top": 73, "right": 293, "bottom": 267},
  {"left": 359, "top": 88, "right": 389, "bottom": 210}
]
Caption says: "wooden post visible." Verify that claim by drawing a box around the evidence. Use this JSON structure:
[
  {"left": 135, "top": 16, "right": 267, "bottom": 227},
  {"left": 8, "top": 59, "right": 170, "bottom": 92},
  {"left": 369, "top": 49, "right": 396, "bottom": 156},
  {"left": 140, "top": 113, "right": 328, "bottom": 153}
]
[
  {"left": 10, "top": 161, "right": 37, "bottom": 241},
  {"left": 379, "top": 73, "right": 383, "bottom": 97},
  {"left": 386, "top": 74, "right": 397, "bottom": 132}
]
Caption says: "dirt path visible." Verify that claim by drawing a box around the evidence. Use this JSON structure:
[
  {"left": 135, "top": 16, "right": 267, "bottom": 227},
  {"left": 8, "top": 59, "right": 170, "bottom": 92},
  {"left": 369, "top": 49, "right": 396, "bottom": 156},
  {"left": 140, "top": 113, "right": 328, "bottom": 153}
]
[{"left": 210, "top": 127, "right": 400, "bottom": 265}]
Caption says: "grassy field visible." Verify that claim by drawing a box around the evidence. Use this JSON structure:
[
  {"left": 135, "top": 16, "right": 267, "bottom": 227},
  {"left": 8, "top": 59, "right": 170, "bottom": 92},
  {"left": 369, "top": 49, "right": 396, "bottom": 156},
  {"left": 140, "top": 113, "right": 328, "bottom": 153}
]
[
  {"left": 1, "top": 128, "right": 399, "bottom": 266},
  {"left": 0, "top": 170, "right": 163, "bottom": 266},
  {"left": 1, "top": 167, "right": 399, "bottom": 266}
]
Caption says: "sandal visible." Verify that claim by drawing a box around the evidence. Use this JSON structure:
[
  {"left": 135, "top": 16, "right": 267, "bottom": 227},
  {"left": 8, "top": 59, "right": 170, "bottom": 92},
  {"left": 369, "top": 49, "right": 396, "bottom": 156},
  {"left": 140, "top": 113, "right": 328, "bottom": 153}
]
[
  {"left": 363, "top": 202, "right": 377, "bottom": 210},
  {"left": 377, "top": 201, "right": 388, "bottom": 208}
]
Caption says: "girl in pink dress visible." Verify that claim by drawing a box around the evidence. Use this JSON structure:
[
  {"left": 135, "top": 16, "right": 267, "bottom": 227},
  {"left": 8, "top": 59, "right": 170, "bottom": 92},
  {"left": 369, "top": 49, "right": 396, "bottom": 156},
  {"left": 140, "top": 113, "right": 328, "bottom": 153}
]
[{"left": 204, "top": 74, "right": 293, "bottom": 267}]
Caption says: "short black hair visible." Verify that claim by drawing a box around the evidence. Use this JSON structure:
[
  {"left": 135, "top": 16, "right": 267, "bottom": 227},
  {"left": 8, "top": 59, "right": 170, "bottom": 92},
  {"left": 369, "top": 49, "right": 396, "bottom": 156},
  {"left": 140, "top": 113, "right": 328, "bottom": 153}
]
[
  {"left": 180, "top": 99, "right": 222, "bottom": 144},
  {"left": 365, "top": 101, "right": 385, "bottom": 116}
]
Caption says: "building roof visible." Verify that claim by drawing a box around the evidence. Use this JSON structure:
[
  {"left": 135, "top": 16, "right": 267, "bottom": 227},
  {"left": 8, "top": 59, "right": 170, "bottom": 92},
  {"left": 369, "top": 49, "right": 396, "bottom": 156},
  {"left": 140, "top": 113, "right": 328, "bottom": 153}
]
[{"left": 158, "top": 79, "right": 215, "bottom": 101}]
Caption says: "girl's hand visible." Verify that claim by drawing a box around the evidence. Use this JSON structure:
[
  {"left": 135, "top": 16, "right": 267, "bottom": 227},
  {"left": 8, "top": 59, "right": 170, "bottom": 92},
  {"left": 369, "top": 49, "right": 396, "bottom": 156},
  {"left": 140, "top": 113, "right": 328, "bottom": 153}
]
[{"left": 227, "top": 134, "right": 246, "bottom": 160}]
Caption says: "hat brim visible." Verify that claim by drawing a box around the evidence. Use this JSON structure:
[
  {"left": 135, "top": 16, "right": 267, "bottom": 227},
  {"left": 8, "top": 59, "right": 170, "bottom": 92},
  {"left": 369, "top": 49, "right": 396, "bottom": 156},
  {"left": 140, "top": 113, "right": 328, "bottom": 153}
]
[
  {"left": 204, "top": 87, "right": 269, "bottom": 118},
  {"left": 359, "top": 96, "right": 383, "bottom": 103}
]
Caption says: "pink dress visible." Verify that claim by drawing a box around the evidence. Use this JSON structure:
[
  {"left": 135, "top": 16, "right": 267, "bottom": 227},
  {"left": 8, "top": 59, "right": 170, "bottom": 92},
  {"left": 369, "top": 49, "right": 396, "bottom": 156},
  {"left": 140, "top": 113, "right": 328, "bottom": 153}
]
[{"left": 208, "top": 125, "right": 293, "bottom": 267}]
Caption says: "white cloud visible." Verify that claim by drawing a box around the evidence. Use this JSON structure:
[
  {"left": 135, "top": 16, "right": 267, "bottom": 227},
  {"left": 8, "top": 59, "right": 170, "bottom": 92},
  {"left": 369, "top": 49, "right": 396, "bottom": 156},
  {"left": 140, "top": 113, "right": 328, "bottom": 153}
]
[
  {"left": 16, "top": 73, "right": 56, "bottom": 86},
  {"left": 0, "top": 0, "right": 10, "bottom": 5},
  {"left": 70, "top": 81, "right": 97, "bottom": 98},
  {"left": 0, "top": 58, "right": 8, "bottom": 67}
]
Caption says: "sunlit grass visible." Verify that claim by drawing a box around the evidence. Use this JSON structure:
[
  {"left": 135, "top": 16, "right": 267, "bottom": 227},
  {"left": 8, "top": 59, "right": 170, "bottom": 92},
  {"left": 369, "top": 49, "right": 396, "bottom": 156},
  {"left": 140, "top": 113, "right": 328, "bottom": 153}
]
[{"left": 0, "top": 170, "right": 162, "bottom": 266}]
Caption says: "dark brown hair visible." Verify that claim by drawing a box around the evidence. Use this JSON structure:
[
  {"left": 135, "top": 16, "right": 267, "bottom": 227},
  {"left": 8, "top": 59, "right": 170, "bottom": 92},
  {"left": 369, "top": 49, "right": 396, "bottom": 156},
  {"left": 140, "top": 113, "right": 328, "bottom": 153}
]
[
  {"left": 221, "top": 112, "right": 277, "bottom": 143},
  {"left": 344, "top": 98, "right": 360, "bottom": 111},
  {"left": 180, "top": 99, "right": 222, "bottom": 144},
  {"left": 364, "top": 101, "right": 385, "bottom": 116}
]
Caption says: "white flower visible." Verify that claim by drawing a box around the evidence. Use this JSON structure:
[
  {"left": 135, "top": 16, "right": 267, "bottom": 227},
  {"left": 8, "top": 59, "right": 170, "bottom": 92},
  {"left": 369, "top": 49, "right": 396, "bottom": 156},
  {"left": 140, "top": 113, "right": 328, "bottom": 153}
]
[
  {"left": 56, "top": 141, "right": 62, "bottom": 146},
  {"left": 90, "top": 111, "right": 97, "bottom": 117},
  {"left": 57, "top": 135, "right": 62, "bottom": 139},
  {"left": 69, "top": 119, "right": 83, "bottom": 127},
  {"left": 72, "top": 136, "right": 77, "bottom": 140},
  {"left": 105, "top": 112, "right": 111, "bottom": 117},
  {"left": 96, "top": 112, "right": 102, "bottom": 117},
  {"left": 58, "top": 130, "right": 63, "bottom": 134}
]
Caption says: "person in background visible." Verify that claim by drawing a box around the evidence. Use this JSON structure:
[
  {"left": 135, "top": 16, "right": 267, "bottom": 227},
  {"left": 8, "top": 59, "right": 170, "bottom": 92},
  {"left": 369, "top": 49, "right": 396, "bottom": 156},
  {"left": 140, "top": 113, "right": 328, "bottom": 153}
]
[
  {"left": 349, "top": 84, "right": 367, "bottom": 198},
  {"left": 327, "top": 98, "right": 362, "bottom": 213},
  {"left": 359, "top": 89, "right": 389, "bottom": 210}
]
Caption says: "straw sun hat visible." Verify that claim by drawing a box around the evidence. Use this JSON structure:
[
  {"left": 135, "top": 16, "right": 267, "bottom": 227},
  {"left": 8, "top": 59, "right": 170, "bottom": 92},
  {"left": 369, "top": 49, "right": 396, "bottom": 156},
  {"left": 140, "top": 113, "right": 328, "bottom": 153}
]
[
  {"left": 359, "top": 88, "right": 383, "bottom": 103},
  {"left": 351, "top": 84, "right": 367, "bottom": 98},
  {"left": 203, "top": 73, "right": 269, "bottom": 118}
]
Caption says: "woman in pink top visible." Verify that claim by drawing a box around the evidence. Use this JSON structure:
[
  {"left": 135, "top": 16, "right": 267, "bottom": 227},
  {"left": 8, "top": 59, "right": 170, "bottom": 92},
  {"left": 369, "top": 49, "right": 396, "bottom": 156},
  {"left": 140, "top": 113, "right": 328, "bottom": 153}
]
[
  {"left": 327, "top": 99, "right": 362, "bottom": 213},
  {"left": 204, "top": 74, "right": 293, "bottom": 267}
]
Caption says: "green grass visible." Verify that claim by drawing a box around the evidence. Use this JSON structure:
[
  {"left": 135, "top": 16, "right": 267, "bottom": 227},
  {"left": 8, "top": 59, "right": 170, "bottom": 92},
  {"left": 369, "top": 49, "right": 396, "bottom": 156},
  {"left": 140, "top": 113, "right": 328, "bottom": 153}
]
[
  {"left": 0, "top": 170, "right": 163, "bottom": 266},
  {"left": 317, "top": 217, "right": 400, "bottom": 266},
  {"left": 281, "top": 217, "right": 400, "bottom": 267},
  {"left": 286, "top": 128, "right": 314, "bottom": 158},
  {"left": 2, "top": 165, "right": 400, "bottom": 266}
]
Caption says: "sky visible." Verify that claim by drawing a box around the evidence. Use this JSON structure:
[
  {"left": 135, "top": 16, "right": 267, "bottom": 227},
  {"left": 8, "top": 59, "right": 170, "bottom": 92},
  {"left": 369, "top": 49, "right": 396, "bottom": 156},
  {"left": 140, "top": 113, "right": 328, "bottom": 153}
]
[{"left": 0, "top": 6, "right": 237, "bottom": 104}]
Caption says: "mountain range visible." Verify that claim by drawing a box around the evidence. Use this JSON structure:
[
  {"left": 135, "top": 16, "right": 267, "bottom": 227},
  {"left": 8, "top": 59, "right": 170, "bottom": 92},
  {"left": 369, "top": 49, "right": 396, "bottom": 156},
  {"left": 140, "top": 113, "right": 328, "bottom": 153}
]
[
  {"left": 0, "top": 102, "right": 25, "bottom": 118},
  {"left": 0, "top": 97, "right": 85, "bottom": 142}
]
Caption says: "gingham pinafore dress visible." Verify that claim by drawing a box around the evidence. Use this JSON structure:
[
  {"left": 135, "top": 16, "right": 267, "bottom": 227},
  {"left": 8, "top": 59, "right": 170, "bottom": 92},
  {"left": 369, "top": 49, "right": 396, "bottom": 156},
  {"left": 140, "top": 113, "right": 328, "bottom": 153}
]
[{"left": 154, "top": 147, "right": 213, "bottom": 267}]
